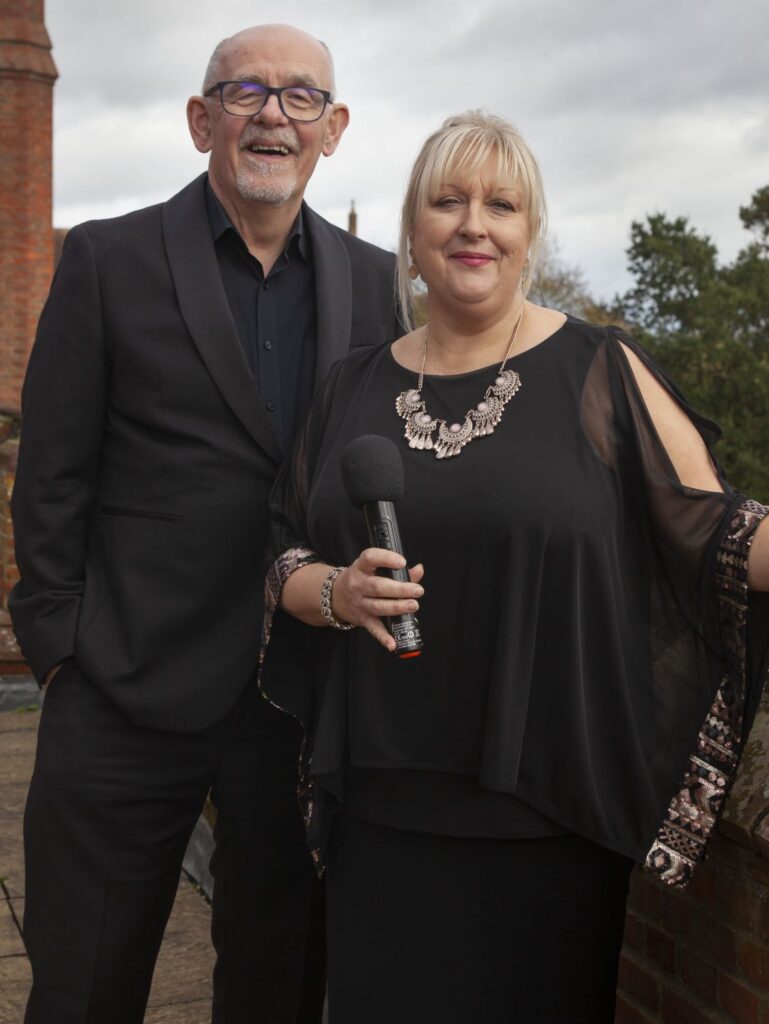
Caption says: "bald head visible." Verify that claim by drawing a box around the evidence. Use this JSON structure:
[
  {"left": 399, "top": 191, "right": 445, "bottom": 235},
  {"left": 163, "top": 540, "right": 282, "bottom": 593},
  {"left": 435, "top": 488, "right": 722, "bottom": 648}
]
[{"left": 202, "top": 24, "right": 336, "bottom": 96}]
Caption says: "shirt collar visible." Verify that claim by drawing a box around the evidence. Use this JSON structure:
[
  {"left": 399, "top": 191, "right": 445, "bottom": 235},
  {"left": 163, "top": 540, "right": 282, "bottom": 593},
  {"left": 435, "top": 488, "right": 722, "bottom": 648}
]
[{"left": 205, "top": 177, "right": 308, "bottom": 262}]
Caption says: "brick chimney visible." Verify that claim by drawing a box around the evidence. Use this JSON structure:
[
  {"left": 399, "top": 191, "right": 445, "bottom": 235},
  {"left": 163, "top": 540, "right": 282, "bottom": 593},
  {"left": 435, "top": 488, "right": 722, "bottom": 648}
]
[
  {"left": 0, "top": 0, "right": 58, "bottom": 414},
  {"left": 0, "top": 0, "right": 56, "bottom": 637}
]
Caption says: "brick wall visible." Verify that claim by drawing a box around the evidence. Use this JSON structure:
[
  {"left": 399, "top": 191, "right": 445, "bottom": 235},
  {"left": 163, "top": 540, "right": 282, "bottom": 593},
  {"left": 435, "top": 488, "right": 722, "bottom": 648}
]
[
  {"left": 0, "top": 0, "right": 56, "bottom": 646},
  {"left": 616, "top": 693, "right": 769, "bottom": 1023},
  {"left": 0, "top": 0, "right": 57, "bottom": 414}
]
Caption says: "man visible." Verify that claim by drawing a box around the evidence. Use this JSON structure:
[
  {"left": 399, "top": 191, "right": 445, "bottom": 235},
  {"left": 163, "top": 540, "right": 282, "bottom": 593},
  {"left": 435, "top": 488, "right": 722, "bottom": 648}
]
[{"left": 10, "top": 24, "right": 399, "bottom": 1023}]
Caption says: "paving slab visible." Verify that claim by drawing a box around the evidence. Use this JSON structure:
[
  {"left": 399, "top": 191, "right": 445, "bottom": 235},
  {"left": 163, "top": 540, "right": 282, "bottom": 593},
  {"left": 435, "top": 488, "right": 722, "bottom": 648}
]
[
  {"left": 147, "top": 879, "right": 214, "bottom": 1009},
  {"left": 0, "top": 900, "right": 24, "bottom": 957},
  {"left": 0, "top": 708, "right": 41, "bottom": 734},
  {"left": 0, "top": 816, "right": 25, "bottom": 897},
  {"left": 0, "top": 955, "right": 33, "bottom": 1023},
  {"left": 0, "top": 708, "right": 219, "bottom": 1021},
  {"left": 144, "top": 998, "right": 212, "bottom": 1023}
]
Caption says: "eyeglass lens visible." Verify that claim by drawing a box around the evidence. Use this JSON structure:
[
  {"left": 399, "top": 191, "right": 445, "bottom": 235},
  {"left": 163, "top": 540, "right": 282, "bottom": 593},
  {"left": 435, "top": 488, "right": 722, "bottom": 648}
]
[{"left": 221, "top": 83, "right": 327, "bottom": 120}]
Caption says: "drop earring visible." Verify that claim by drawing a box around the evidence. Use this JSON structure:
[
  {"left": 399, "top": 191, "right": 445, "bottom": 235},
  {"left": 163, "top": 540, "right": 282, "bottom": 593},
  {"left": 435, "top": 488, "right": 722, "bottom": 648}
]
[{"left": 408, "top": 246, "right": 420, "bottom": 280}]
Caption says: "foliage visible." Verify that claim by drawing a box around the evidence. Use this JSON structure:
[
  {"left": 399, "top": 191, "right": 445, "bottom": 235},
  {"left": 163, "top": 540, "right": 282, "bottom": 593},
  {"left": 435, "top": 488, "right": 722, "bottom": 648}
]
[
  {"left": 529, "top": 238, "right": 593, "bottom": 318},
  {"left": 615, "top": 187, "right": 769, "bottom": 502}
]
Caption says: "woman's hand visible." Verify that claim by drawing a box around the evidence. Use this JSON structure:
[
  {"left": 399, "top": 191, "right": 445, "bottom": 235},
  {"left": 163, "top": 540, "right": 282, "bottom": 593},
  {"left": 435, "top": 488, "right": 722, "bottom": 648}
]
[
  {"left": 331, "top": 549, "right": 425, "bottom": 651},
  {"left": 279, "top": 552, "right": 425, "bottom": 652}
]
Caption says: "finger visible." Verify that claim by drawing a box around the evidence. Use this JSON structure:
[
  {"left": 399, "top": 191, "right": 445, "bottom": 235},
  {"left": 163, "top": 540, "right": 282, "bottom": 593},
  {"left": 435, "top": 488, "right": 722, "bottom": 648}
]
[
  {"left": 408, "top": 564, "right": 425, "bottom": 584},
  {"left": 363, "top": 597, "right": 420, "bottom": 618},
  {"left": 361, "top": 575, "right": 424, "bottom": 600},
  {"left": 356, "top": 547, "right": 407, "bottom": 574},
  {"left": 359, "top": 614, "right": 397, "bottom": 653}
]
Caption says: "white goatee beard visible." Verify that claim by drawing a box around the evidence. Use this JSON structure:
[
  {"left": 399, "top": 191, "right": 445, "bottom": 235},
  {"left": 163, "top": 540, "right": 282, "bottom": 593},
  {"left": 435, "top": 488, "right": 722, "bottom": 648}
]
[
  {"left": 236, "top": 164, "right": 298, "bottom": 205},
  {"left": 236, "top": 129, "right": 299, "bottom": 205}
]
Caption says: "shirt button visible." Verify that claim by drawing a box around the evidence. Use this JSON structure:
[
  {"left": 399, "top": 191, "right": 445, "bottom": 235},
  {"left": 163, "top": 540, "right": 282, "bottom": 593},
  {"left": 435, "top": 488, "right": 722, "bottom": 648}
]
[
  {"left": 266, "top": 400, "right": 276, "bottom": 412},
  {"left": 263, "top": 339, "right": 273, "bottom": 350}
]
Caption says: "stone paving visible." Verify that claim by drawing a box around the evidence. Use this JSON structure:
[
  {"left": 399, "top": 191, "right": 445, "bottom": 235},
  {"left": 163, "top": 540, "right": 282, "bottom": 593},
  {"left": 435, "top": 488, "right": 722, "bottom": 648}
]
[{"left": 0, "top": 707, "right": 215, "bottom": 1024}]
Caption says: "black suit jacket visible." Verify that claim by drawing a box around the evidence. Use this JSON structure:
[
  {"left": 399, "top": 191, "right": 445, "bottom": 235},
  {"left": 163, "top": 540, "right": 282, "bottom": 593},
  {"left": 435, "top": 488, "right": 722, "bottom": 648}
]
[{"left": 9, "top": 174, "right": 399, "bottom": 731}]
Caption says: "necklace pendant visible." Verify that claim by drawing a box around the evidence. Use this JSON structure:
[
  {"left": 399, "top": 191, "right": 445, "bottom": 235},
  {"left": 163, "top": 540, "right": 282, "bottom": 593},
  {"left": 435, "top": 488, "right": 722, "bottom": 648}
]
[
  {"left": 491, "top": 369, "right": 522, "bottom": 401},
  {"left": 435, "top": 417, "right": 473, "bottom": 459},
  {"left": 405, "top": 409, "right": 437, "bottom": 450},
  {"left": 396, "top": 388, "right": 424, "bottom": 419}
]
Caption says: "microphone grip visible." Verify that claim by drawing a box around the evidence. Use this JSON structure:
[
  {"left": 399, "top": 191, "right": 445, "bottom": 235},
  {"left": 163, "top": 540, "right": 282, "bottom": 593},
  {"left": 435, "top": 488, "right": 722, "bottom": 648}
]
[{"left": 363, "top": 501, "right": 423, "bottom": 658}]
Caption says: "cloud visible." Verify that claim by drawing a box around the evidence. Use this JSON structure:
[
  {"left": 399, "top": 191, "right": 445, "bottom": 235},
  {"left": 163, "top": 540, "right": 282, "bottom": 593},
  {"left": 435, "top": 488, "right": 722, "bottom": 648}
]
[{"left": 47, "top": 0, "right": 769, "bottom": 301}]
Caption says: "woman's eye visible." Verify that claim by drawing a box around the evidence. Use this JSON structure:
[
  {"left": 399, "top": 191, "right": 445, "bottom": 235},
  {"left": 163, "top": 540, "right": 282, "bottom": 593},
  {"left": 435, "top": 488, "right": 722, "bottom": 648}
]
[
  {"left": 435, "top": 196, "right": 461, "bottom": 207},
  {"left": 490, "top": 200, "right": 515, "bottom": 211}
]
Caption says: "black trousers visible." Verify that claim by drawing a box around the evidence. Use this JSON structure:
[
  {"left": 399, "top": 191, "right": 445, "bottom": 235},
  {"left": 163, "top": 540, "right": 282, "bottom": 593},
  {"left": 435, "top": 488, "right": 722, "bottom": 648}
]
[
  {"left": 326, "top": 813, "right": 632, "bottom": 1024},
  {"left": 22, "top": 660, "right": 324, "bottom": 1024}
]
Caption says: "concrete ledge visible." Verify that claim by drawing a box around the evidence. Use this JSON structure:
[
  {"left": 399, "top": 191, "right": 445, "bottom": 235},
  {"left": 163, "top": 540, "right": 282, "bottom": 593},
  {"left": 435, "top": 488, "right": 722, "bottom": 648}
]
[{"left": 0, "top": 675, "right": 39, "bottom": 712}]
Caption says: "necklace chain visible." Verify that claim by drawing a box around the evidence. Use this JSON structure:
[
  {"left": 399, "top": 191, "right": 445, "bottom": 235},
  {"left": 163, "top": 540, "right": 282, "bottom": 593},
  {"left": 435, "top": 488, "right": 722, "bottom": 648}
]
[{"left": 395, "top": 308, "right": 525, "bottom": 460}]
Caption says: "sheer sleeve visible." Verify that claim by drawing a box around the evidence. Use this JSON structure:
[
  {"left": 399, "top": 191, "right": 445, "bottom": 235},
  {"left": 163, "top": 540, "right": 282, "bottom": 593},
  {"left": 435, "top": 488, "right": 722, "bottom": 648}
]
[
  {"left": 582, "top": 328, "right": 769, "bottom": 886},
  {"left": 257, "top": 359, "right": 347, "bottom": 728}
]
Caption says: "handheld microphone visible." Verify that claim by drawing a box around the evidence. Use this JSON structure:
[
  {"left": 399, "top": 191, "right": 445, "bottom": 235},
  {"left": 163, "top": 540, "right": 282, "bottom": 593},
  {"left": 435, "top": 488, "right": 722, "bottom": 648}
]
[{"left": 341, "top": 435, "right": 423, "bottom": 658}]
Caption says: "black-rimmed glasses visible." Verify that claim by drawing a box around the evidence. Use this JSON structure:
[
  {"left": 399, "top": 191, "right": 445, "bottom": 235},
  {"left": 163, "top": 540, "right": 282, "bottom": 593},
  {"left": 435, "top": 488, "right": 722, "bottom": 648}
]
[{"left": 204, "top": 81, "right": 333, "bottom": 122}]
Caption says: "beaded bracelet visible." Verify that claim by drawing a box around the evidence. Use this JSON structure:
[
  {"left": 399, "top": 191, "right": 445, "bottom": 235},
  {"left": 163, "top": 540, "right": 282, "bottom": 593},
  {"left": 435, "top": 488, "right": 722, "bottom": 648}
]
[{"left": 320, "top": 566, "right": 356, "bottom": 630}]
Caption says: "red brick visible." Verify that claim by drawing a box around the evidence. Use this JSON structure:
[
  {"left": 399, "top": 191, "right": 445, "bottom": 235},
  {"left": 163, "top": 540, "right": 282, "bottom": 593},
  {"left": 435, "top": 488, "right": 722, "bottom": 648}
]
[
  {"left": 687, "top": 863, "right": 718, "bottom": 906},
  {"left": 660, "top": 888, "right": 695, "bottom": 936},
  {"left": 748, "top": 857, "right": 769, "bottom": 889},
  {"left": 676, "top": 905, "right": 737, "bottom": 969},
  {"left": 614, "top": 994, "right": 653, "bottom": 1024},
  {"left": 646, "top": 923, "right": 676, "bottom": 973},
  {"left": 709, "top": 833, "right": 746, "bottom": 869},
  {"left": 618, "top": 954, "right": 660, "bottom": 1013},
  {"left": 0, "top": 9, "right": 57, "bottom": 414},
  {"left": 739, "top": 941, "right": 769, "bottom": 988},
  {"left": 719, "top": 972, "right": 759, "bottom": 1024},
  {"left": 680, "top": 947, "right": 717, "bottom": 1002},
  {"left": 660, "top": 986, "right": 718, "bottom": 1024},
  {"left": 623, "top": 912, "right": 645, "bottom": 951},
  {"left": 720, "top": 873, "right": 760, "bottom": 931},
  {"left": 758, "top": 898, "right": 769, "bottom": 944}
]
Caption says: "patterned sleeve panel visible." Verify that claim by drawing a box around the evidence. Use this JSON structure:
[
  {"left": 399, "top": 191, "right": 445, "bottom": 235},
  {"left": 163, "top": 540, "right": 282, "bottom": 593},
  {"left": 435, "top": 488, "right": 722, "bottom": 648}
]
[
  {"left": 259, "top": 546, "right": 322, "bottom": 690},
  {"left": 644, "top": 498, "right": 769, "bottom": 888}
]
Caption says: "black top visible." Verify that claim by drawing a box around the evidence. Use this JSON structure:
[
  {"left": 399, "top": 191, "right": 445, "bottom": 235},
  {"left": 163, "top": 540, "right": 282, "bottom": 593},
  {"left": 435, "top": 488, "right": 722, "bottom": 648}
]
[
  {"left": 265, "top": 318, "right": 769, "bottom": 869},
  {"left": 206, "top": 181, "right": 317, "bottom": 454}
]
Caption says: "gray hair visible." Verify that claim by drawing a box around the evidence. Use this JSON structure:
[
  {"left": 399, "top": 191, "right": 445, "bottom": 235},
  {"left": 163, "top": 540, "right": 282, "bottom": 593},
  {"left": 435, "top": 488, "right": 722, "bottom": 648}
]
[{"left": 397, "top": 110, "right": 548, "bottom": 331}]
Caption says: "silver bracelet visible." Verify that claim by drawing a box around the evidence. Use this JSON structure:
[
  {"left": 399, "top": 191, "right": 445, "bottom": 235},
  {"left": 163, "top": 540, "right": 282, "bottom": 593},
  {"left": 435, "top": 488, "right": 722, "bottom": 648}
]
[{"left": 320, "top": 566, "right": 356, "bottom": 630}]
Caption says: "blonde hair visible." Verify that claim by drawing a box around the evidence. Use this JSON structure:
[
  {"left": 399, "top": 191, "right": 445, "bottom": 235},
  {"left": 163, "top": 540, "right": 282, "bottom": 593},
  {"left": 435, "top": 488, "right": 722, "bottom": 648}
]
[{"left": 397, "top": 110, "right": 548, "bottom": 331}]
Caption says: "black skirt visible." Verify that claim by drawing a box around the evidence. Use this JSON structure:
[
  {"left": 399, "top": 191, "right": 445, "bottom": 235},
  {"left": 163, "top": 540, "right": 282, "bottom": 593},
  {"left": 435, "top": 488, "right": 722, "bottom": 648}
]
[{"left": 326, "top": 813, "right": 633, "bottom": 1024}]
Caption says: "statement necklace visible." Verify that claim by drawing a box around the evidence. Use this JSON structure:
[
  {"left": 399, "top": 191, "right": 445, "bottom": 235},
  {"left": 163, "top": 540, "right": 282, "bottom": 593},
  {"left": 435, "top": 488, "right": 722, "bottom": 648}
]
[{"left": 395, "top": 310, "right": 524, "bottom": 459}]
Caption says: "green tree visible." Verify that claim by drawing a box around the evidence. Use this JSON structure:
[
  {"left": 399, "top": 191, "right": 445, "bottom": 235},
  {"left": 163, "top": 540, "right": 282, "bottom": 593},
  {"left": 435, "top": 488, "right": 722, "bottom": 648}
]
[{"left": 617, "top": 191, "right": 769, "bottom": 502}]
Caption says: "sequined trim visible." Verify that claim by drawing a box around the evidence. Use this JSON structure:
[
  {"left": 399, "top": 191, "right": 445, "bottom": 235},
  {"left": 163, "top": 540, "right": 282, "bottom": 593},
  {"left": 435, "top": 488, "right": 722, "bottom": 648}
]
[
  {"left": 259, "top": 546, "right": 321, "bottom": 681},
  {"left": 643, "top": 498, "right": 769, "bottom": 888},
  {"left": 258, "top": 546, "right": 323, "bottom": 849}
]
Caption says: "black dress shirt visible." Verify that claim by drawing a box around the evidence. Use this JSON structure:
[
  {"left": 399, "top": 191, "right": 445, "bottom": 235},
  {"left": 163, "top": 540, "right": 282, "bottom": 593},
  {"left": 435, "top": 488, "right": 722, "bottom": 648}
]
[{"left": 206, "top": 181, "right": 317, "bottom": 454}]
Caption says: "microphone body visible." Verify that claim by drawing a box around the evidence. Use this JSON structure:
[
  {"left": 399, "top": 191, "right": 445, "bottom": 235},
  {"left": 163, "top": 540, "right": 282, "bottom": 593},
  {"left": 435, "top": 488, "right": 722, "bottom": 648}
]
[
  {"left": 341, "top": 434, "right": 424, "bottom": 658},
  {"left": 362, "top": 500, "right": 423, "bottom": 658}
]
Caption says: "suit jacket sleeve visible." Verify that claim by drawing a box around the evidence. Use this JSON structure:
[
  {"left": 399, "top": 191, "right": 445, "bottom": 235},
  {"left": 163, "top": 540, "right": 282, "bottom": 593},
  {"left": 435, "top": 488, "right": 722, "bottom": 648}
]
[{"left": 9, "top": 224, "right": 109, "bottom": 681}]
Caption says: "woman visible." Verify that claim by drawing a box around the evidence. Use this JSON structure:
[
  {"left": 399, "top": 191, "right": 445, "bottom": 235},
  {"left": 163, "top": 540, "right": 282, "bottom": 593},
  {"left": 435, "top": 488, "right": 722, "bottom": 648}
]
[{"left": 261, "top": 111, "right": 769, "bottom": 1022}]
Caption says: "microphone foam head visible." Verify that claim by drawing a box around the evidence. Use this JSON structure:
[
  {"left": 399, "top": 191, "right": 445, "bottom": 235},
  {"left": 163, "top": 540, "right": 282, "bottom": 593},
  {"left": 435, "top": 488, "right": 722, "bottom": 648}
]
[{"left": 341, "top": 435, "right": 405, "bottom": 508}]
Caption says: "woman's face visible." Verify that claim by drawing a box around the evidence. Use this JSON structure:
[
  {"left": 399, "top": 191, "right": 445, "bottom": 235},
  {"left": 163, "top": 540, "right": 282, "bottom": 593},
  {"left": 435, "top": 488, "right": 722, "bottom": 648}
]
[{"left": 410, "top": 153, "right": 530, "bottom": 319}]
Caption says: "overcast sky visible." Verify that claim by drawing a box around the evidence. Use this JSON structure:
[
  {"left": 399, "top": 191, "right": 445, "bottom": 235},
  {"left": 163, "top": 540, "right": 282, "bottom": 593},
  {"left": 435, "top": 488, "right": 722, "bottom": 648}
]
[{"left": 47, "top": 0, "right": 769, "bottom": 302}]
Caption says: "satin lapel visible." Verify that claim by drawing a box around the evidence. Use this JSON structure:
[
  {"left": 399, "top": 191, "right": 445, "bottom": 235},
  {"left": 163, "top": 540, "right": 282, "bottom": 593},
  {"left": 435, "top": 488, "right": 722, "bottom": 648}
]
[
  {"left": 162, "top": 176, "right": 281, "bottom": 464},
  {"left": 305, "top": 206, "right": 353, "bottom": 387}
]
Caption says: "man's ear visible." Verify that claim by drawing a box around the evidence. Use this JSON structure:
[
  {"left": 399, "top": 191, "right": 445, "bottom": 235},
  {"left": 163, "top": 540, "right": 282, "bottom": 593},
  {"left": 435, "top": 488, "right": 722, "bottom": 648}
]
[
  {"left": 187, "top": 95, "right": 214, "bottom": 154},
  {"left": 321, "top": 103, "right": 350, "bottom": 157}
]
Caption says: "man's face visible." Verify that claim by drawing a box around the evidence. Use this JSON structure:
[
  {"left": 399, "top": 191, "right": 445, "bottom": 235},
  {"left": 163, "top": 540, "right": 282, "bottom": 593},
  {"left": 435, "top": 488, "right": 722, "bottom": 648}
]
[{"left": 189, "top": 27, "right": 348, "bottom": 209}]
